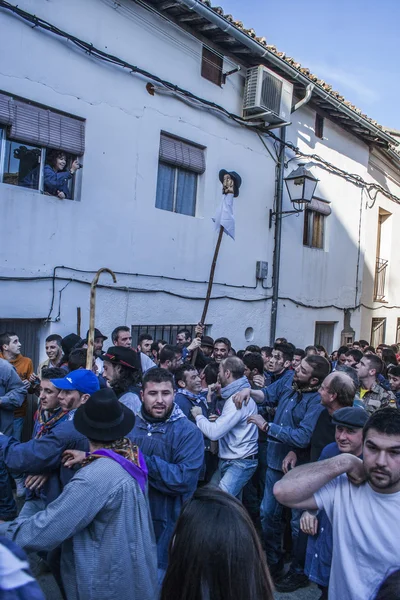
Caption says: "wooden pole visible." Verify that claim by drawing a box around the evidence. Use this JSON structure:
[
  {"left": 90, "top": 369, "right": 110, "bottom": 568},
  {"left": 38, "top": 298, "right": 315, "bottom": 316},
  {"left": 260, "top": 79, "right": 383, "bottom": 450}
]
[
  {"left": 86, "top": 268, "right": 117, "bottom": 370},
  {"left": 76, "top": 307, "right": 81, "bottom": 337},
  {"left": 192, "top": 225, "right": 224, "bottom": 365}
]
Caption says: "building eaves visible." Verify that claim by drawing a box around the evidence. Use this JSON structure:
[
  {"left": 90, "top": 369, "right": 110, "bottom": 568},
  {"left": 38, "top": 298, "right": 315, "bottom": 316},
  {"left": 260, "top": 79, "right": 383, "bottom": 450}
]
[{"left": 139, "top": 0, "right": 399, "bottom": 150}]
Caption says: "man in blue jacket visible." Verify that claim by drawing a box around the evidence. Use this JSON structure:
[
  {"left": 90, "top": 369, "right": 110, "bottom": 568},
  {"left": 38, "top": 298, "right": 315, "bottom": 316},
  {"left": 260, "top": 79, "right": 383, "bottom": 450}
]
[
  {"left": 129, "top": 367, "right": 204, "bottom": 577},
  {"left": 0, "top": 369, "right": 99, "bottom": 508},
  {"left": 235, "top": 354, "right": 330, "bottom": 582}
]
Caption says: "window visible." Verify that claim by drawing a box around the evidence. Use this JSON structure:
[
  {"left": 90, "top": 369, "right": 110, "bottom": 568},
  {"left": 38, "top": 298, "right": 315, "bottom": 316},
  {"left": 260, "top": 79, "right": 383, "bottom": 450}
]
[
  {"left": 371, "top": 318, "right": 386, "bottom": 348},
  {"left": 315, "top": 322, "right": 335, "bottom": 354},
  {"left": 155, "top": 133, "right": 205, "bottom": 217},
  {"left": 303, "top": 198, "right": 331, "bottom": 249},
  {"left": 315, "top": 114, "right": 324, "bottom": 139},
  {"left": 201, "top": 46, "right": 223, "bottom": 86},
  {"left": 0, "top": 92, "right": 85, "bottom": 200},
  {"left": 131, "top": 324, "right": 211, "bottom": 347}
]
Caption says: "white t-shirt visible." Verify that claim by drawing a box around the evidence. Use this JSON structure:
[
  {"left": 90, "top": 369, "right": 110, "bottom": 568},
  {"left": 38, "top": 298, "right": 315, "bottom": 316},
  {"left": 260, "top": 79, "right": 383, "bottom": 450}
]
[
  {"left": 195, "top": 396, "right": 258, "bottom": 460},
  {"left": 315, "top": 474, "right": 400, "bottom": 600}
]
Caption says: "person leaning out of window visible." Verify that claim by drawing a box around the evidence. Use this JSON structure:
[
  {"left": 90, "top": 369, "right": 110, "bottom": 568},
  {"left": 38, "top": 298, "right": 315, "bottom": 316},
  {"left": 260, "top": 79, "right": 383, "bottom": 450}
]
[{"left": 43, "top": 150, "right": 80, "bottom": 199}]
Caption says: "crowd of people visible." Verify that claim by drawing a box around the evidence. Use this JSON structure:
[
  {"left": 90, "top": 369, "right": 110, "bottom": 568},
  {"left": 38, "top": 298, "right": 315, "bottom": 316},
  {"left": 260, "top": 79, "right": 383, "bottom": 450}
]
[{"left": 0, "top": 325, "right": 399, "bottom": 600}]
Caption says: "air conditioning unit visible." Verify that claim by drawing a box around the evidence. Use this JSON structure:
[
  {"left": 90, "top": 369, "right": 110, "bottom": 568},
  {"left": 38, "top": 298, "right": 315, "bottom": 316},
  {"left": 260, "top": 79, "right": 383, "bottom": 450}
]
[{"left": 243, "top": 65, "right": 293, "bottom": 123}]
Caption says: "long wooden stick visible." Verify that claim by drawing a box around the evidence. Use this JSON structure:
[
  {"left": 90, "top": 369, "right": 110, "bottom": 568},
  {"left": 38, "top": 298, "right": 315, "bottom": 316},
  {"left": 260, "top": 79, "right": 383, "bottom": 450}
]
[
  {"left": 86, "top": 268, "right": 117, "bottom": 370},
  {"left": 192, "top": 225, "right": 224, "bottom": 365}
]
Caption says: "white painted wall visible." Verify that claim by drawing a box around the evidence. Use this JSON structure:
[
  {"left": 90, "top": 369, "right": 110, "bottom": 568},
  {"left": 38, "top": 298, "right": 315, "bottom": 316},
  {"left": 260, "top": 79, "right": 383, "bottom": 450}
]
[{"left": 1, "top": 0, "right": 400, "bottom": 361}]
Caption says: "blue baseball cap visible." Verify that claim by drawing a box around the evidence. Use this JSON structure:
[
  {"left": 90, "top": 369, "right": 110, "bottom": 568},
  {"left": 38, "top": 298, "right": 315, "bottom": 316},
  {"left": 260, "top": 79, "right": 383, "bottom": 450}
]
[{"left": 51, "top": 369, "right": 100, "bottom": 395}]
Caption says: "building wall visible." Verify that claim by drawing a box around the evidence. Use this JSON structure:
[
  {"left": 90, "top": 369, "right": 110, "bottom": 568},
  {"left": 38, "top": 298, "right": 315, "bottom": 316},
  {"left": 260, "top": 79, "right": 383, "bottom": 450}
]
[{"left": 1, "top": 0, "right": 400, "bottom": 361}]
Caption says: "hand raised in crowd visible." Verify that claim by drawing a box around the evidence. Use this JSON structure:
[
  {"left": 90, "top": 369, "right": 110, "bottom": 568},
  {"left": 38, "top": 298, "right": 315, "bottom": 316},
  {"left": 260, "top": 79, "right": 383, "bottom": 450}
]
[
  {"left": 187, "top": 337, "right": 202, "bottom": 352},
  {"left": 62, "top": 449, "right": 86, "bottom": 468},
  {"left": 29, "top": 372, "right": 39, "bottom": 383},
  {"left": 343, "top": 453, "right": 366, "bottom": 486},
  {"left": 247, "top": 414, "right": 268, "bottom": 431},
  {"left": 190, "top": 406, "right": 203, "bottom": 419},
  {"left": 282, "top": 450, "right": 298, "bottom": 474},
  {"left": 194, "top": 323, "right": 204, "bottom": 337},
  {"left": 21, "top": 379, "right": 31, "bottom": 389},
  {"left": 25, "top": 474, "right": 49, "bottom": 491},
  {"left": 233, "top": 388, "right": 251, "bottom": 409},
  {"left": 300, "top": 510, "right": 318, "bottom": 536},
  {"left": 252, "top": 374, "right": 265, "bottom": 388},
  {"left": 70, "top": 158, "right": 80, "bottom": 174}
]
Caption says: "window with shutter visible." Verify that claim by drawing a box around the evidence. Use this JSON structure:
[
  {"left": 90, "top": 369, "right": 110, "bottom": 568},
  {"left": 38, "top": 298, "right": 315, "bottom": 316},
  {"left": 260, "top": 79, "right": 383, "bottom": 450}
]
[
  {"left": 303, "top": 198, "right": 331, "bottom": 249},
  {"left": 0, "top": 91, "right": 85, "bottom": 200},
  {"left": 201, "top": 46, "right": 223, "bottom": 86}
]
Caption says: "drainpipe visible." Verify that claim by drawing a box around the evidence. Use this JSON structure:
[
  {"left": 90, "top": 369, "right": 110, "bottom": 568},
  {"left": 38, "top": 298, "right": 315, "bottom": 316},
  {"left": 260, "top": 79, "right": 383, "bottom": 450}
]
[{"left": 269, "top": 84, "right": 314, "bottom": 345}]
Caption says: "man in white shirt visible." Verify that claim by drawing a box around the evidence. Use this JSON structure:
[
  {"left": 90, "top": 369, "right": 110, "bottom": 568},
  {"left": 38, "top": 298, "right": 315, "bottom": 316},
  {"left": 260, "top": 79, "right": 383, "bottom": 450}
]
[
  {"left": 274, "top": 407, "right": 400, "bottom": 600},
  {"left": 191, "top": 356, "right": 258, "bottom": 498}
]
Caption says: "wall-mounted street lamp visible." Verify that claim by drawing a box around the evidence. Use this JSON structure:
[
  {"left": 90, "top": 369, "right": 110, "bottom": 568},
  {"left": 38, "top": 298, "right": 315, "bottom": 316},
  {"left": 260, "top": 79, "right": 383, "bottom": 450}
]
[{"left": 269, "top": 163, "right": 319, "bottom": 228}]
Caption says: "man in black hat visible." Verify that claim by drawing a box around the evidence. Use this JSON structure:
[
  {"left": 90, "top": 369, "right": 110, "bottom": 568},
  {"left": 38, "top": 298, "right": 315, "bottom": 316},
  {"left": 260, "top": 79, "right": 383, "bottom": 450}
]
[
  {"left": 102, "top": 346, "right": 142, "bottom": 414},
  {"left": 200, "top": 336, "right": 214, "bottom": 358},
  {"left": 85, "top": 328, "right": 108, "bottom": 375},
  {"left": 299, "top": 406, "right": 369, "bottom": 599},
  {"left": 3, "top": 388, "right": 157, "bottom": 600},
  {"left": 219, "top": 169, "right": 242, "bottom": 197}
]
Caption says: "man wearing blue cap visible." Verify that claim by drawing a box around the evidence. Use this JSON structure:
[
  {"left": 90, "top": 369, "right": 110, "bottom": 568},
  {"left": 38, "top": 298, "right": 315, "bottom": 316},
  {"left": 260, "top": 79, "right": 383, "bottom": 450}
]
[{"left": 0, "top": 369, "right": 99, "bottom": 508}]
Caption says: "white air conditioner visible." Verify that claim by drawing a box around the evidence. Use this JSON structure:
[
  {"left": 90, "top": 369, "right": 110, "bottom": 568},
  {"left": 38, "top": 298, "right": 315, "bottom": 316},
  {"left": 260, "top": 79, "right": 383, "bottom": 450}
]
[{"left": 243, "top": 65, "right": 293, "bottom": 123}]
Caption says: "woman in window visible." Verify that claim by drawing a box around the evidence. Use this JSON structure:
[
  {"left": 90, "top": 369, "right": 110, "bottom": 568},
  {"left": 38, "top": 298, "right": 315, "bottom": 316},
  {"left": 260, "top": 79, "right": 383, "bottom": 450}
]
[{"left": 43, "top": 150, "right": 80, "bottom": 199}]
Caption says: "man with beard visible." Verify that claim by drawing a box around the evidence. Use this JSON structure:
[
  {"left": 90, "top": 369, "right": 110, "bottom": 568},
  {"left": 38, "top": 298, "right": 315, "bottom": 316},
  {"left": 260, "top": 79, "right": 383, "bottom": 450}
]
[
  {"left": 234, "top": 355, "right": 330, "bottom": 580},
  {"left": 130, "top": 368, "right": 204, "bottom": 578},
  {"left": 274, "top": 408, "right": 400, "bottom": 600},
  {"left": 159, "top": 345, "right": 182, "bottom": 374},
  {"left": 84, "top": 328, "right": 107, "bottom": 375},
  {"left": 102, "top": 347, "right": 142, "bottom": 413}
]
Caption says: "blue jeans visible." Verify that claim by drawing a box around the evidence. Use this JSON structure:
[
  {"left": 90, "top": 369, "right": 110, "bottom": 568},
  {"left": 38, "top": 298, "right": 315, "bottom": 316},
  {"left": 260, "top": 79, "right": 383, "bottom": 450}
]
[
  {"left": 219, "top": 458, "right": 258, "bottom": 498},
  {"left": 0, "top": 457, "right": 17, "bottom": 519},
  {"left": 261, "top": 467, "right": 304, "bottom": 573}
]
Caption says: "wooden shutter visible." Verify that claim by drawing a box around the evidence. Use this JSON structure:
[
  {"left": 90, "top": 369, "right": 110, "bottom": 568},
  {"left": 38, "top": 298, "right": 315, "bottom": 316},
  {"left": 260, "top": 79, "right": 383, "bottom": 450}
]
[{"left": 159, "top": 134, "right": 205, "bottom": 174}]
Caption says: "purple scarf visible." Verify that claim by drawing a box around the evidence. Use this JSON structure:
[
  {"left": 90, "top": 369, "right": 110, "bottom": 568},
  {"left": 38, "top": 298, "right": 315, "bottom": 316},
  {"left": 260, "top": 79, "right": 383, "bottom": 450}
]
[{"left": 92, "top": 448, "right": 148, "bottom": 494}]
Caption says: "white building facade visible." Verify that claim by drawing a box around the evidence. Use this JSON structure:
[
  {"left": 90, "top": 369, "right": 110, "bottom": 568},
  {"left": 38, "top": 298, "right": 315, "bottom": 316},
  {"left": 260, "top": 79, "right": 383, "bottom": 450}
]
[{"left": 0, "top": 0, "right": 399, "bottom": 363}]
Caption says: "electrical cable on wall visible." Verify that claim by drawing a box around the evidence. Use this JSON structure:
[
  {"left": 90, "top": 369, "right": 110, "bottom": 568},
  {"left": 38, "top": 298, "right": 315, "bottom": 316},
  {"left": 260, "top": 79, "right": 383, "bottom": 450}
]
[{"left": 1, "top": 1, "right": 399, "bottom": 207}]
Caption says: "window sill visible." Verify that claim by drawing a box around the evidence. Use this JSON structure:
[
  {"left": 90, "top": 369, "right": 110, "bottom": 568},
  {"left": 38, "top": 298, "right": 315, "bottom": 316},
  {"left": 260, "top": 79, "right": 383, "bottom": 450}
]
[{"left": 0, "top": 183, "right": 76, "bottom": 201}]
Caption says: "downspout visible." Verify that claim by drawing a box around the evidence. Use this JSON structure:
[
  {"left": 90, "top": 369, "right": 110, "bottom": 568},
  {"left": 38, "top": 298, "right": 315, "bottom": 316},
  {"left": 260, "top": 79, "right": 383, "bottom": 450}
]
[{"left": 269, "top": 84, "right": 314, "bottom": 345}]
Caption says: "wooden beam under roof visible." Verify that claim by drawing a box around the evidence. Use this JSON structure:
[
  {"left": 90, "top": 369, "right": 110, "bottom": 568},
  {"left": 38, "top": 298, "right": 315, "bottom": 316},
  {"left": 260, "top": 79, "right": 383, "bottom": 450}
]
[
  {"left": 157, "top": 0, "right": 179, "bottom": 9},
  {"left": 178, "top": 13, "right": 204, "bottom": 22}
]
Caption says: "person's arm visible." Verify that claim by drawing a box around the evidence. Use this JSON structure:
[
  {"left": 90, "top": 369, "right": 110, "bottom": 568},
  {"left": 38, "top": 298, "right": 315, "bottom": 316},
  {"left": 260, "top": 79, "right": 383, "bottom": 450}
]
[
  {"left": 273, "top": 453, "right": 365, "bottom": 510},
  {"left": 43, "top": 166, "right": 73, "bottom": 189},
  {"left": 5, "top": 469, "right": 107, "bottom": 552},
  {"left": 0, "top": 424, "right": 79, "bottom": 474},
  {"left": 194, "top": 399, "right": 242, "bottom": 441},
  {"left": 144, "top": 425, "right": 204, "bottom": 496},
  {"left": 268, "top": 402, "right": 323, "bottom": 448},
  {"left": 0, "top": 368, "right": 27, "bottom": 410}
]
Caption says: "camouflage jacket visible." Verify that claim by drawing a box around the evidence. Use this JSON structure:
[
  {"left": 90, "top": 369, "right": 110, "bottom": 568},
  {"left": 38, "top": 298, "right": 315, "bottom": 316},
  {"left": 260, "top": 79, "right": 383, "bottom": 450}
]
[{"left": 355, "top": 382, "right": 397, "bottom": 415}]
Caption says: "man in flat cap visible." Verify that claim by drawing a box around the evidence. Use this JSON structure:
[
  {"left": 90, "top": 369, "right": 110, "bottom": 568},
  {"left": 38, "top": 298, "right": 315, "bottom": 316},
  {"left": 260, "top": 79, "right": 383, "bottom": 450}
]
[
  {"left": 102, "top": 347, "right": 142, "bottom": 413},
  {"left": 299, "top": 407, "right": 368, "bottom": 598}
]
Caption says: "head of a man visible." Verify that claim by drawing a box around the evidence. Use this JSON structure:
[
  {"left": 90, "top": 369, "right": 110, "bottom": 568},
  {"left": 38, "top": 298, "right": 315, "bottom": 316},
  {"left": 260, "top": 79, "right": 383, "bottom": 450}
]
[
  {"left": 176, "top": 329, "right": 192, "bottom": 349},
  {"left": 201, "top": 361, "right": 219, "bottom": 388},
  {"left": 275, "top": 337, "right": 287, "bottom": 345},
  {"left": 319, "top": 372, "right": 356, "bottom": 414},
  {"left": 111, "top": 326, "right": 132, "bottom": 348},
  {"left": 51, "top": 369, "right": 100, "bottom": 412},
  {"left": 344, "top": 349, "right": 363, "bottom": 368},
  {"left": 68, "top": 349, "right": 96, "bottom": 373},
  {"left": 356, "top": 354, "right": 383, "bottom": 384},
  {"left": 376, "top": 344, "right": 388, "bottom": 359},
  {"left": 175, "top": 365, "right": 202, "bottom": 395},
  {"left": 292, "top": 348, "right": 305, "bottom": 370},
  {"left": 141, "top": 368, "right": 175, "bottom": 420},
  {"left": 85, "top": 329, "right": 107, "bottom": 357},
  {"left": 268, "top": 343, "right": 294, "bottom": 375},
  {"left": 359, "top": 340, "right": 370, "bottom": 352},
  {"left": 336, "top": 346, "right": 349, "bottom": 366},
  {"left": 102, "top": 347, "right": 141, "bottom": 393},
  {"left": 39, "top": 367, "right": 66, "bottom": 412},
  {"left": 388, "top": 366, "right": 400, "bottom": 394},
  {"left": 45, "top": 334, "right": 63, "bottom": 363},
  {"left": 305, "top": 345, "right": 318, "bottom": 357},
  {"left": 218, "top": 356, "right": 245, "bottom": 388},
  {"left": 200, "top": 336, "right": 214, "bottom": 358},
  {"left": 260, "top": 346, "right": 272, "bottom": 370},
  {"left": 294, "top": 355, "right": 330, "bottom": 389},
  {"left": 137, "top": 333, "right": 153, "bottom": 357},
  {"left": 0, "top": 332, "right": 21, "bottom": 359},
  {"left": 213, "top": 338, "right": 231, "bottom": 364},
  {"left": 362, "top": 408, "right": 400, "bottom": 493},
  {"left": 242, "top": 352, "right": 264, "bottom": 383},
  {"left": 332, "top": 407, "right": 368, "bottom": 456},
  {"left": 159, "top": 345, "right": 183, "bottom": 373}
]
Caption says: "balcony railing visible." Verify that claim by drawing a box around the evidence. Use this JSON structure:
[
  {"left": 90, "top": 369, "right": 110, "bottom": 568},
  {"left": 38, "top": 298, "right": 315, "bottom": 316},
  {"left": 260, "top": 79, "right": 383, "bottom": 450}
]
[{"left": 374, "top": 258, "right": 388, "bottom": 302}]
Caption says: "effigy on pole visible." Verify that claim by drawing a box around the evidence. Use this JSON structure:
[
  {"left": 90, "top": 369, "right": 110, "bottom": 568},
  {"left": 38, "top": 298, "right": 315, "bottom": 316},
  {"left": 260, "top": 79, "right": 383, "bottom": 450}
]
[
  {"left": 86, "top": 268, "right": 117, "bottom": 370},
  {"left": 191, "top": 169, "right": 242, "bottom": 365}
]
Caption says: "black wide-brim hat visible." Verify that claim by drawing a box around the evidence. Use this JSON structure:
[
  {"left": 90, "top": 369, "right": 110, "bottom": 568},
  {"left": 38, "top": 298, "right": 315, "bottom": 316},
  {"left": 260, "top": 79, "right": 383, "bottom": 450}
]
[
  {"left": 85, "top": 328, "right": 108, "bottom": 342},
  {"left": 74, "top": 388, "right": 135, "bottom": 441},
  {"left": 218, "top": 169, "right": 242, "bottom": 197}
]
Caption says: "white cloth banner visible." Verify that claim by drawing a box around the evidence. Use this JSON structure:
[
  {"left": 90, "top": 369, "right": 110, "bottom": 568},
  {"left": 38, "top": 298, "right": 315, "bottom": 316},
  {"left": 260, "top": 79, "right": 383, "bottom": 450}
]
[{"left": 213, "top": 193, "right": 235, "bottom": 240}]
